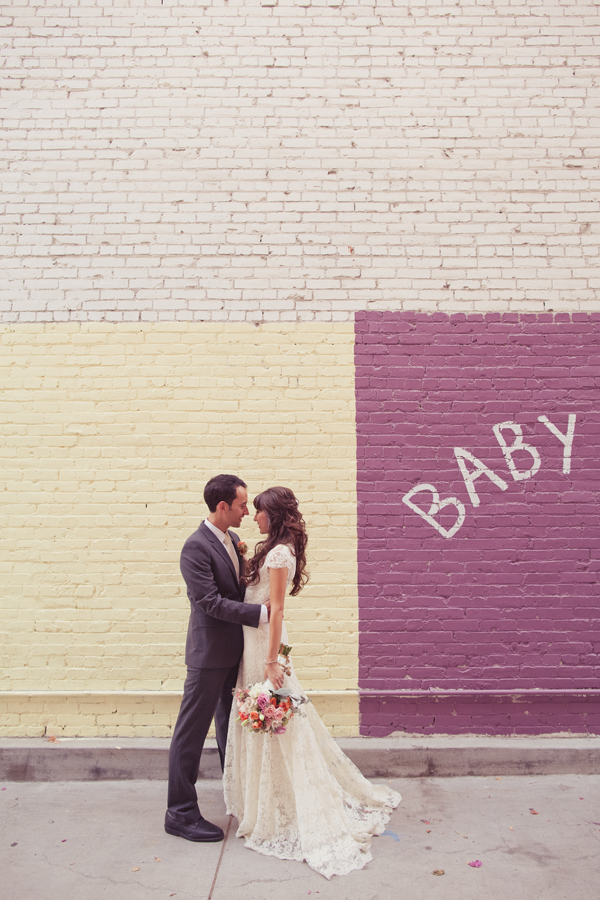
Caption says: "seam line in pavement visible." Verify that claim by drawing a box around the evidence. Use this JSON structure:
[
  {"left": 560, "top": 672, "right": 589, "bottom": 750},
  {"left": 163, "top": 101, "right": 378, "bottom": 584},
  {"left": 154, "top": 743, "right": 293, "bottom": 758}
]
[{"left": 207, "top": 814, "right": 232, "bottom": 900}]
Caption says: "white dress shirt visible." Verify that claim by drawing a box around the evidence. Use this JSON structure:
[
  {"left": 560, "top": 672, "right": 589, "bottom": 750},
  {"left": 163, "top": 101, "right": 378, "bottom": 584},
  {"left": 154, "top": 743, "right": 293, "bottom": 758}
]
[{"left": 205, "top": 519, "right": 268, "bottom": 624}]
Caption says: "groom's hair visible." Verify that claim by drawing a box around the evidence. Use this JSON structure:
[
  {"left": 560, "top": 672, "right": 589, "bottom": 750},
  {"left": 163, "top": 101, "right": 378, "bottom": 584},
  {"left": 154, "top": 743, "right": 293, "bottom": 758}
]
[{"left": 204, "top": 474, "right": 247, "bottom": 512}]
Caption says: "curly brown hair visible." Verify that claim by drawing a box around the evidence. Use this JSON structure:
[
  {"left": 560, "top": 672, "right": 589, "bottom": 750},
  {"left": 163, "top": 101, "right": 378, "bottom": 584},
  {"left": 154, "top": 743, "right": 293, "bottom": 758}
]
[{"left": 242, "top": 486, "right": 308, "bottom": 597}]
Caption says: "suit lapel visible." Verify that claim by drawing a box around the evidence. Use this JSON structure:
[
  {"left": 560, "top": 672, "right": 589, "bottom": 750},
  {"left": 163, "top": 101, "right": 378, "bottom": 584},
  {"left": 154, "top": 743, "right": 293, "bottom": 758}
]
[{"left": 200, "top": 522, "right": 238, "bottom": 582}]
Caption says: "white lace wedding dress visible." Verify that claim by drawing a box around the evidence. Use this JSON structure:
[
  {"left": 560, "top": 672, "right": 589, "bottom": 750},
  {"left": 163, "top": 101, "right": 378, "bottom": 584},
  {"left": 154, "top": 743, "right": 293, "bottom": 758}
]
[{"left": 223, "top": 544, "right": 401, "bottom": 879}]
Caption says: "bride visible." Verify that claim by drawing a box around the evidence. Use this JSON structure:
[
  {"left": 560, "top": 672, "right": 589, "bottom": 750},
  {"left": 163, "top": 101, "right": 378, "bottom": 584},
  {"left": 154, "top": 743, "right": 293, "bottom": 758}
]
[{"left": 223, "top": 486, "right": 401, "bottom": 879}]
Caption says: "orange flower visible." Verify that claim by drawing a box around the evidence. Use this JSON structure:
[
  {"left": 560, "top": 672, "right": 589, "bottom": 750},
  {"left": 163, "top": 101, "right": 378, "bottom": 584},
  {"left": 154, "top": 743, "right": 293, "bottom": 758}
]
[
  {"left": 250, "top": 711, "right": 260, "bottom": 721},
  {"left": 270, "top": 698, "right": 278, "bottom": 707}
]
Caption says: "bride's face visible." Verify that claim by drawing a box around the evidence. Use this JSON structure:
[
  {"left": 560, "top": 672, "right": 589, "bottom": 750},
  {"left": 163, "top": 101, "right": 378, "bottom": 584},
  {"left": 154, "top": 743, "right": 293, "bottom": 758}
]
[{"left": 254, "top": 508, "right": 269, "bottom": 534}]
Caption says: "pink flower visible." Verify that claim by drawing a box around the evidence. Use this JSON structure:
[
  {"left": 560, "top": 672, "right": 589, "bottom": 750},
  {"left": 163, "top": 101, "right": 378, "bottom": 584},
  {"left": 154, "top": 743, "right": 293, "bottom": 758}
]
[
  {"left": 468, "top": 860, "right": 482, "bottom": 868},
  {"left": 275, "top": 726, "right": 286, "bottom": 734}
]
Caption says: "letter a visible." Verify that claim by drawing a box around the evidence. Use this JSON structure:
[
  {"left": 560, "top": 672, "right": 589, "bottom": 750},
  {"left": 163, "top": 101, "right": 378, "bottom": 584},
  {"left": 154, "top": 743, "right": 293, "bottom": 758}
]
[
  {"left": 493, "top": 421, "right": 541, "bottom": 482},
  {"left": 454, "top": 447, "right": 509, "bottom": 508}
]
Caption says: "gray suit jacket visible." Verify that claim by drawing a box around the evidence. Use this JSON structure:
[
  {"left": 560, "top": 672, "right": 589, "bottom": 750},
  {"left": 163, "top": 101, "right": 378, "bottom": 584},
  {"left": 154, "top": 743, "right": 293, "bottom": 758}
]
[{"left": 180, "top": 522, "right": 261, "bottom": 669}]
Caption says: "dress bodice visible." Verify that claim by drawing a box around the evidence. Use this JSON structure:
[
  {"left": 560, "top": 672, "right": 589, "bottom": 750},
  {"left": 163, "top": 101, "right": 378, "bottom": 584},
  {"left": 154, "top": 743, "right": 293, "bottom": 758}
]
[{"left": 244, "top": 544, "right": 296, "bottom": 606}]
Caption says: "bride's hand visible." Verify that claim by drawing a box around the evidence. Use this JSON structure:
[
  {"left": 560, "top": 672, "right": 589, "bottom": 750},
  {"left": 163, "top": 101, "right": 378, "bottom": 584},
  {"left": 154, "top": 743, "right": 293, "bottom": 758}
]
[{"left": 265, "top": 661, "right": 284, "bottom": 690}]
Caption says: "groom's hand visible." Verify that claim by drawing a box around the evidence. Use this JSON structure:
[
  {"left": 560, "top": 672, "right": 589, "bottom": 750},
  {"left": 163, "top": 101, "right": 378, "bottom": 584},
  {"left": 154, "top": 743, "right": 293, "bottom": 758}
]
[{"left": 265, "top": 601, "right": 271, "bottom": 621}]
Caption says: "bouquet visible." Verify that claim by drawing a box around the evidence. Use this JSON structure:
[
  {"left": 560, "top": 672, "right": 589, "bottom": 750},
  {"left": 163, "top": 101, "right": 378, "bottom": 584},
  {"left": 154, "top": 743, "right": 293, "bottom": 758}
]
[{"left": 234, "top": 645, "right": 307, "bottom": 736}]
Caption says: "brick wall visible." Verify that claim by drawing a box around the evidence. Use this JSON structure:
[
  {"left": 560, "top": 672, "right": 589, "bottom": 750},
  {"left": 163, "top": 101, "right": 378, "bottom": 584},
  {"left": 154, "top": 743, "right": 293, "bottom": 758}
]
[
  {"left": 2, "top": 0, "right": 599, "bottom": 324},
  {"left": 0, "top": 323, "right": 359, "bottom": 735},
  {"left": 1, "top": 0, "right": 599, "bottom": 737},
  {"left": 356, "top": 311, "right": 600, "bottom": 735}
]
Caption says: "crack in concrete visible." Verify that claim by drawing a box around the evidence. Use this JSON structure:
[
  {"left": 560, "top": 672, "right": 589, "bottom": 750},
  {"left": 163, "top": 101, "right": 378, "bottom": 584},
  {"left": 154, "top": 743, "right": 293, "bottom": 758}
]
[
  {"left": 485, "top": 842, "right": 558, "bottom": 865},
  {"left": 40, "top": 851, "right": 204, "bottom": 899},
  {"left": 220, "top": 874, "right": 311, "bottom": 889}
]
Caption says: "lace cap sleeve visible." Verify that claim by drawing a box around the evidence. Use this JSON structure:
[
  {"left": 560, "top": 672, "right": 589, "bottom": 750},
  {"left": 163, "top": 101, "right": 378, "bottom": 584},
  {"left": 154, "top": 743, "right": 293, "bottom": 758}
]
[{"left": 265, "top": 544, "right": 293, "bottom": 570}]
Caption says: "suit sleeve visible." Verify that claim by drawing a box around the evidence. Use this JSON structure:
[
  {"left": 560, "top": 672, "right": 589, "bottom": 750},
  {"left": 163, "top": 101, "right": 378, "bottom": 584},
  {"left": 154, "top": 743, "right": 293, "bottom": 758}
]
[{"left": 180, "top": 541, "right": 261, "bottom": 628}]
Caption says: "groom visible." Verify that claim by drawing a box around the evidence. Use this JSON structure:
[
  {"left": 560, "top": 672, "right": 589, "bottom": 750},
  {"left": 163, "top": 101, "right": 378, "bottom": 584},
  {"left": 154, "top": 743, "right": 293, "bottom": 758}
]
[{"left": 165, "top": 474, "right": 268, "bottom": 842}]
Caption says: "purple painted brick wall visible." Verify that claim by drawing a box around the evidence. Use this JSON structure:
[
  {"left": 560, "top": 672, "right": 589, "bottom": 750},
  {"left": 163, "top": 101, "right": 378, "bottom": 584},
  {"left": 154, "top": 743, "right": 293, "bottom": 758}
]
[{"left": 355, "top": 312, "right": 600, "bottom": 735}]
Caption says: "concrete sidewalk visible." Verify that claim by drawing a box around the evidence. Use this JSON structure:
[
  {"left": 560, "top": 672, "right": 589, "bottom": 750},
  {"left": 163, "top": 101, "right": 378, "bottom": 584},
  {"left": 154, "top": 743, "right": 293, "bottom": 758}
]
[{"left": 3, "top": 775, "right": 600, "bottom": 900}]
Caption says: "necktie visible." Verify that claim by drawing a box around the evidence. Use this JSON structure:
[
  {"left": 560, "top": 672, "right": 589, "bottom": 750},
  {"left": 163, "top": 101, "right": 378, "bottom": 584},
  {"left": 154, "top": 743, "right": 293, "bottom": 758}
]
[{"left": 223, "top": 532, "right": 240, "bottom": 580}]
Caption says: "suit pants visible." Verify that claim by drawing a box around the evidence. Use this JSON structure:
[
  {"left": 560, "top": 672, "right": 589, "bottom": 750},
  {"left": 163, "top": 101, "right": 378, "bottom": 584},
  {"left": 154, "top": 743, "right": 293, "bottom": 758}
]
[{"left": 167, "top": 663, "right": 239, "bottom": 823}]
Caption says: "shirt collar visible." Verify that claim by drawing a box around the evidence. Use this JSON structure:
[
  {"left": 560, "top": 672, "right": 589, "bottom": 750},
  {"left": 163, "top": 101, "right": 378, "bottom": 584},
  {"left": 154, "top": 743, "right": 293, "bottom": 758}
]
[{"left": 204, "top": 518, "right": 228, "bottom": 543}]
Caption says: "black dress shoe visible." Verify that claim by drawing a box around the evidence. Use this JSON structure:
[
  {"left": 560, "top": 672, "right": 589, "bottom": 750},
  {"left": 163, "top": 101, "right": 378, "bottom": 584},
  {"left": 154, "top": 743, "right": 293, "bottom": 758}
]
[{"left": 164, "top": 812, "right": 224, "bottom": 842}]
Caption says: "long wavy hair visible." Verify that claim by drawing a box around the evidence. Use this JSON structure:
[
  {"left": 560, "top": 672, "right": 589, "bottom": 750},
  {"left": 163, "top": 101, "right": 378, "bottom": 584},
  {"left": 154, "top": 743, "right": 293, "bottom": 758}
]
[{"left": 242, "top": 486, "right": 308, "bottom": 597}]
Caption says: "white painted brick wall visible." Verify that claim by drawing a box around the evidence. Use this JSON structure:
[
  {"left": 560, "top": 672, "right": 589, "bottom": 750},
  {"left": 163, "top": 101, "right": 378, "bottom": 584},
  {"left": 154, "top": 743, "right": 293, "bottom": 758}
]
[{"left": 1, "top": 0, "right": 599, "bottom": 322}]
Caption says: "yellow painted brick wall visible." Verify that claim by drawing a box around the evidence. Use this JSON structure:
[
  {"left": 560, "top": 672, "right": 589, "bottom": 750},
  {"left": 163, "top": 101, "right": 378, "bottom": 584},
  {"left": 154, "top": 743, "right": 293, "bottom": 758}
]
[{"left": 0, "top": 324, "right": 359, "bottom": 736}]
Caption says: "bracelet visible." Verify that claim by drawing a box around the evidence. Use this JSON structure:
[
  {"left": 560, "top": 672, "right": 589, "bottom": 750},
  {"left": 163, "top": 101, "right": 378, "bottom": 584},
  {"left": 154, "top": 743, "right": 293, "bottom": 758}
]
[{"left": 266, "top": 659, "right": 279, "bottom": 665}]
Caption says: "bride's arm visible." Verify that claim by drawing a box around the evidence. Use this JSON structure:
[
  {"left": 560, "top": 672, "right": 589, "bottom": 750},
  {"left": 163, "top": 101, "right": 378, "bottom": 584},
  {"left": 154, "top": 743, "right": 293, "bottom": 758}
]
[{"left": 264, "top": 566, "right": 287, "bottom": 689}]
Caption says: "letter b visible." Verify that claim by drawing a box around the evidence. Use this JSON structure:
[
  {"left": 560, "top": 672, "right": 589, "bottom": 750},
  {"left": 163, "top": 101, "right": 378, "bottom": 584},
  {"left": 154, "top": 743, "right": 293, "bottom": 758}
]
[{"left": 493, "top": 421, "right": 541, "bottom": 482}]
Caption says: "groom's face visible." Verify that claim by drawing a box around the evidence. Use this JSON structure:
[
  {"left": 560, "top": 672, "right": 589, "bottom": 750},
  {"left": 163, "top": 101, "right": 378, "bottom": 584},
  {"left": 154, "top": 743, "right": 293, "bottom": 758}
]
[{"left": 223, "top": 486, "right": 249, "bottom": 529}]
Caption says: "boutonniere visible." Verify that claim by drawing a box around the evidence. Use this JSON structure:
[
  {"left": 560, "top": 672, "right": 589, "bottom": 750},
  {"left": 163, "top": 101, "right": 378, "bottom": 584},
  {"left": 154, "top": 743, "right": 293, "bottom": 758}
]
[{"left": 236, "top": 541, "right": 248, "bottom": 557}]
